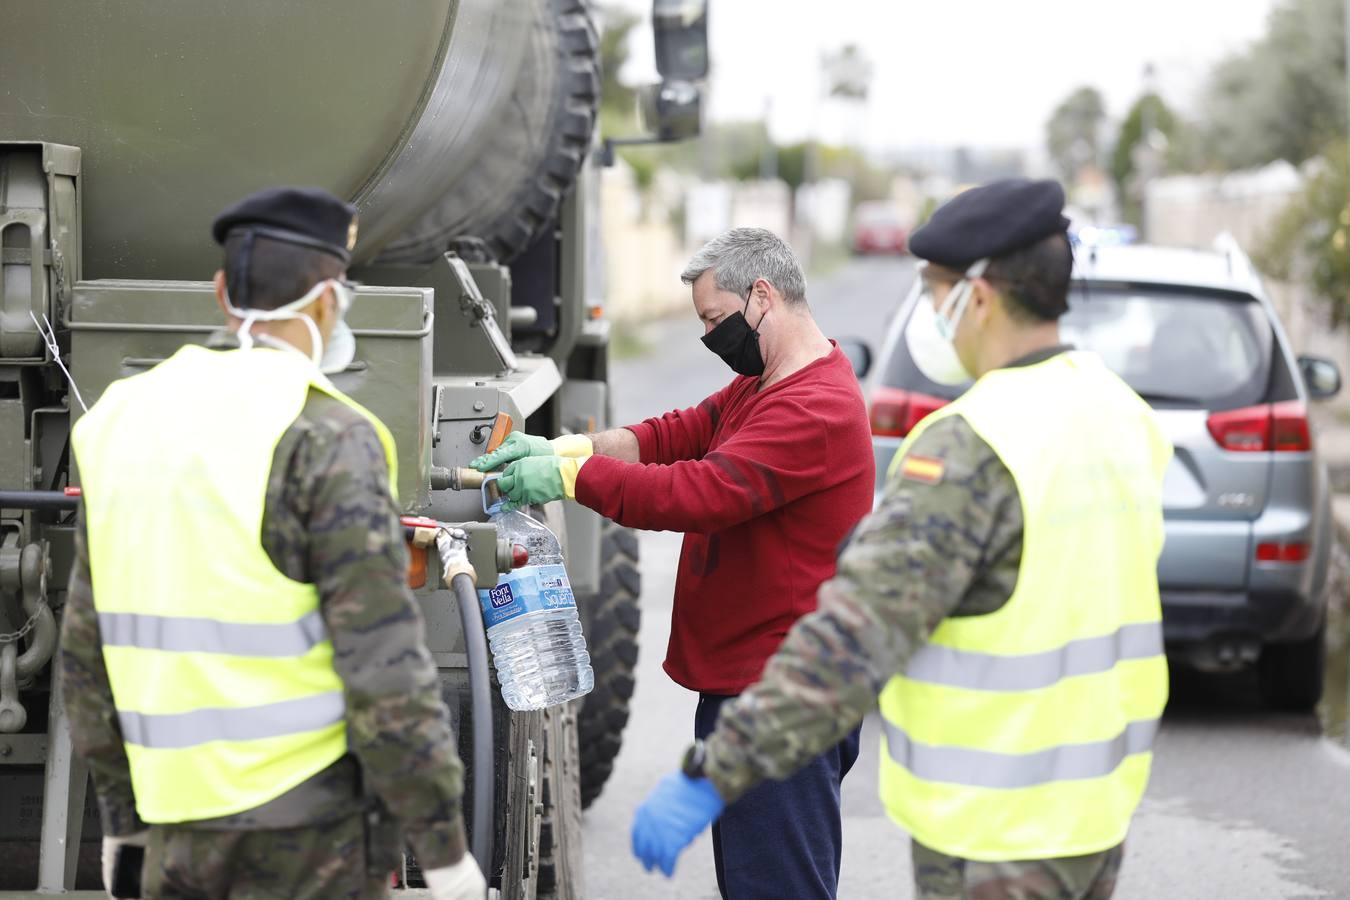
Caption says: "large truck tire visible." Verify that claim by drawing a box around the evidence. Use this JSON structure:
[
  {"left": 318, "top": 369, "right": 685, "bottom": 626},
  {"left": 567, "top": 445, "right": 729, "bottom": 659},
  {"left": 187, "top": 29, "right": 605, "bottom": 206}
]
[
  {"left": 474, "top": 0, "right": 600, "bottom": 263},
  {"left": 378, "top": 0, "right": 601, "bottom": 265},
  {"left": 577, "top": 523, "right": 641, "bottom": 809},
  {"left": 536, "top": 701, "right": 584, "bottom": 900}
]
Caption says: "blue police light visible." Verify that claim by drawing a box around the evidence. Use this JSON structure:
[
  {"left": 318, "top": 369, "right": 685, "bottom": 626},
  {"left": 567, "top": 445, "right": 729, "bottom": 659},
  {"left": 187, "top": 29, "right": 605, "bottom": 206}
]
[{"left": 1071, "top": 224, "right": 1138, "bottom": 247}]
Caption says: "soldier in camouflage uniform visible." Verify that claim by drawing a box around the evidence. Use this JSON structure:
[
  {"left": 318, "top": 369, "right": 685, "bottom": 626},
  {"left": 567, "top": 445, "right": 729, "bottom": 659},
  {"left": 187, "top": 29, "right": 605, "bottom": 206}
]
[
  {"left": 60, "top": 188, "right": 485, "bottom": 899},
  {"left": 631, "top": 180, "right": 1170, "bottom": 899}
]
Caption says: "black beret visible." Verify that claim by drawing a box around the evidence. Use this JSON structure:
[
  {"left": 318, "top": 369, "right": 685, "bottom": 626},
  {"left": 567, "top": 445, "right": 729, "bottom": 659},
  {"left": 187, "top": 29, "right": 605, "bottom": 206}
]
[
  {"left": 211, "top": 186, "right": 358, "bottom": 264},
  {"left": 910, "top": 178, "right": 1070, "bottom": 271}
]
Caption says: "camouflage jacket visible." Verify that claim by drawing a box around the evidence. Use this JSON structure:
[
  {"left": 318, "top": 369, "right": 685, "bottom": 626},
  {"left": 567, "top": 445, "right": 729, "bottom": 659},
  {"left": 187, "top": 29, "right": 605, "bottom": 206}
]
[
  {"left": 703, "top": 410, "right": 1025, "bottom": 804},
  {"left": 60, "top": 341, "right": 467, "bottom": 867}
]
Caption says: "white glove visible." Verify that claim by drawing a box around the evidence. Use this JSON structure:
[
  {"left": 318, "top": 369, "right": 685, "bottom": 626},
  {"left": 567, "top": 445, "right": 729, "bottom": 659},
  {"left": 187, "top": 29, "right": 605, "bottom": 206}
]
[
  {"left": 423, "top": 855, "right": 488, "bottom": 900},
  {"left": 101, "top": 831, "right": 149, "bottom": 899}
]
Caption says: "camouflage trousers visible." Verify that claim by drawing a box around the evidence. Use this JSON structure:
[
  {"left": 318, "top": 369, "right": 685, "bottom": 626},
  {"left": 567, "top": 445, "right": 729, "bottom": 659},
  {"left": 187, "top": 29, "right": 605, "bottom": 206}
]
[
  {"left": 912, "top": 839, "right": 1124, "bottom": 900},
  {"left": 141, "top": 810, "right": 393, "bottom": 900}
]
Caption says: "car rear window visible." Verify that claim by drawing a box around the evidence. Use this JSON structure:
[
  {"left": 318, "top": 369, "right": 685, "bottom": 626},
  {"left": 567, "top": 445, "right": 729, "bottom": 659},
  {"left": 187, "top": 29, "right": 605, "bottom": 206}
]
[
  {"left": 1060, "top": 287, "right": 1273, "bottom": 409},
  {"left": 880, "top": 285, "right": 1275, "bottom": 411}
]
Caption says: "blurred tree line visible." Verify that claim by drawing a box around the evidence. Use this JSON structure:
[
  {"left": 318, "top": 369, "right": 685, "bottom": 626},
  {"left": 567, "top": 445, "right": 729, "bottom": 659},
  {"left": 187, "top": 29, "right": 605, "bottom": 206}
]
[
  {"left": 1254, "top": 145, "right": 1350, "bottom": 323},
  {"left": 1045, "top": 0, "right": 1350, "bottom": 319}
]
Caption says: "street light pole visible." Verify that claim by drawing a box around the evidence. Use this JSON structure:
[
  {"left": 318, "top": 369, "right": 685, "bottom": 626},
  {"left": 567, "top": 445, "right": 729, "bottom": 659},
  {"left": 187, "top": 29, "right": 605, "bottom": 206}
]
[{"left": 1345, "top": 0, "right": 1350, "bottom": 135}]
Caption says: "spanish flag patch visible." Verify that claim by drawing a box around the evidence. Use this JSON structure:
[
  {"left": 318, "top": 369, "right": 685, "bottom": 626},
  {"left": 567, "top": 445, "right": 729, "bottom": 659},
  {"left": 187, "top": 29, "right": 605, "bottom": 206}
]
[{"left": 900, "top": 455, "right": 945, "bottom": 485}]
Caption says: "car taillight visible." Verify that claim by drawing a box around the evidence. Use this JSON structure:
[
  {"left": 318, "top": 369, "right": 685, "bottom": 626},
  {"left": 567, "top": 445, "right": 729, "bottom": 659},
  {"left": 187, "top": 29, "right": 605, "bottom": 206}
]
[
  {"left": 1206, "top": 401, "right": 1311, "bottom": 452},
  {"left": 869, "top": 386, "right": 948, "bottom": 437},
  {"left": 1255, "top": 541, "right": 1310, "bottom": 563}
]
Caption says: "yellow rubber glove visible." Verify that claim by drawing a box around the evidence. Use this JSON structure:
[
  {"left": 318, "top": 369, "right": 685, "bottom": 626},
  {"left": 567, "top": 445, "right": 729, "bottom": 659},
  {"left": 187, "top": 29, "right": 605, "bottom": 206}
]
[
  {"left": 469, "top": 432, "right": 593, "bottom": 472},
  {"left": 549, "top": 433, "right": 594, "bottom": 459}
]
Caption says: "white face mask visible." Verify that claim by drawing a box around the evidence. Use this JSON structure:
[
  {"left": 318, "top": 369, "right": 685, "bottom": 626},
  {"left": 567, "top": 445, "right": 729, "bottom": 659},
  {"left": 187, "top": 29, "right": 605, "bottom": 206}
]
[
  {"left": 904, "top": 259, "right": 988, "bottom": 386},
  {"left": 225, "top": 278, "right": 356, "bottom": 375}
]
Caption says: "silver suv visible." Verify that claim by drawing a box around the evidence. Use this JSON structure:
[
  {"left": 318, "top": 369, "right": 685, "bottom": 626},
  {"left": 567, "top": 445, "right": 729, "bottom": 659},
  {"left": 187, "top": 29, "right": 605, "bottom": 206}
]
[{"left": 862, "top": 239, "right": 1342, "bottom": 710}]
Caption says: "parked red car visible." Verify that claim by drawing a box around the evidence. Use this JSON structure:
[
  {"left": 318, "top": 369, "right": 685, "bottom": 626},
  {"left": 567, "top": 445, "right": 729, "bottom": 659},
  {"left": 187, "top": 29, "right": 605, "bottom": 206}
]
[{"left": 851, "top": 201, "right": 908, "bottom": 255}]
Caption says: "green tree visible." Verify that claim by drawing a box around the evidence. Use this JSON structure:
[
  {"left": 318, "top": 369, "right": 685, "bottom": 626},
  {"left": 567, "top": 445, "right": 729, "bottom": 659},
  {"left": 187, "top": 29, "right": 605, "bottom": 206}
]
[
  {"left": 1111, "top": 93, "right": 1181, "bottom": 226},
  {"left": 1255, "top": 143, "right": 1350, "bottom": 324},
  {"left": 596, "top": 5, "right": 662, "bottom": 189},
  {"left": 1045, "top": 87, "right": 1107, "bottom": 181},
  {"left": 1199, "top": 0, "right": 1347, "bottom": 168},
  {"left": 597, "top": 5, "right": 641, "bottom": 134}
]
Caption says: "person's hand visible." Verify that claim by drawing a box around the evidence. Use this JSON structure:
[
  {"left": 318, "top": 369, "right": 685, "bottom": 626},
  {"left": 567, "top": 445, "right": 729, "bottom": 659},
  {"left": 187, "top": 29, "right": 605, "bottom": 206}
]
[
  {"left": 423, "top": 854, "right": 488, "bottom": 900},
  {"left": 101, "top": 830, "right": 149, "bottom": 899},
  {"left": 469, "top": 432, "right": 552, "bottom": 471},
  {"left": 631, "top": 773, "right": 725, "bottom": 877},
  {"left": 469, "top": 433, "right": 593, "bottom": 472},
  {"left": 497, "top": 457, "right": 585, "bottom": 510}
]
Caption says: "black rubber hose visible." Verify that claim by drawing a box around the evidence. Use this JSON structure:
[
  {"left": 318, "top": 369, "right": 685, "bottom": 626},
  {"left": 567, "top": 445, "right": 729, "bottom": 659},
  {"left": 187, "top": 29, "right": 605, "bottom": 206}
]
[
  {"left": 451, "top": 571, "right": 495, "bottom": 874},
  {"left": 0, "top": 490, "right": 79, "bottom": 510}
]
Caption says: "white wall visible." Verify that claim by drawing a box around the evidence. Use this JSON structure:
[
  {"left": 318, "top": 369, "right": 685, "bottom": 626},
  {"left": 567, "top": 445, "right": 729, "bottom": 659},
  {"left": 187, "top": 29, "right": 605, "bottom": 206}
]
[{"left": 1144, "top": 162, "right": 1303, "bottom": 249}]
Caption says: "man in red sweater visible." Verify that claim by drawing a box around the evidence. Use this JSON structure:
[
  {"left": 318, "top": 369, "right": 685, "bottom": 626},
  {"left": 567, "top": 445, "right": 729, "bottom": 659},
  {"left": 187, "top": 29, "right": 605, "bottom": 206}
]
[{"left": 472, "top": 226, "right": 874, "bottom": 899}]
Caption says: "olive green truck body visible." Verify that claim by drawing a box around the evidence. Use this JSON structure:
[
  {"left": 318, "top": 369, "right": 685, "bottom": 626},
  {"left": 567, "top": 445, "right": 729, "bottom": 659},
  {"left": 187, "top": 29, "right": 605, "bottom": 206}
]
[{"left": 0, "top": 1, "right": 709, "bottom": 894}]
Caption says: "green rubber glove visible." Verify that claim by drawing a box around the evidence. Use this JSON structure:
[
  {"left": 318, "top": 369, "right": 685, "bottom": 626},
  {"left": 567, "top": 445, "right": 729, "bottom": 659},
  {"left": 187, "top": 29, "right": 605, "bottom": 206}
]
[
  {"left": 470, "top": 433, "right": 594, "bottom": 472},
  {"left": 469, "top": 432, "right": 552, "bottom": 472},
  {"left": 497, "top": 456, "right": 586, "bottom": 510}
]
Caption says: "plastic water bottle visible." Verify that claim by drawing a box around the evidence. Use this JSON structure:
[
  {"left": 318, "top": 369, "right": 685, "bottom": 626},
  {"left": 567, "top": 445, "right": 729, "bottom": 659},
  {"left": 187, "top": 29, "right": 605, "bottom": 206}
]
[{"left": 478, "top": 499, "right": 593, "bottom": 711}]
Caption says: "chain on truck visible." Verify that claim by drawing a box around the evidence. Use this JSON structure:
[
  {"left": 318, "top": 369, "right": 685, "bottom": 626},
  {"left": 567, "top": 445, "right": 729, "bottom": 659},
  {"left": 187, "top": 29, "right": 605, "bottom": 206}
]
[{"left": 0, "top": 1, "right": 709, "bottom": 896}]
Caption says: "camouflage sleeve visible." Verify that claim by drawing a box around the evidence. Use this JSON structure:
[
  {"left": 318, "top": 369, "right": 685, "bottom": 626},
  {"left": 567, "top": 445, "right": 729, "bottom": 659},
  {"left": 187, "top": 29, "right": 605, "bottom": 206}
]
[
  {"left": 298, "top": 418, "right": 468, "bottom": 869},
  {"left": 59, "top": 511, "right": 146, "bottom": 837},
  {"left": 702, "top": 414, "right": 1022, "bottom": 803}
]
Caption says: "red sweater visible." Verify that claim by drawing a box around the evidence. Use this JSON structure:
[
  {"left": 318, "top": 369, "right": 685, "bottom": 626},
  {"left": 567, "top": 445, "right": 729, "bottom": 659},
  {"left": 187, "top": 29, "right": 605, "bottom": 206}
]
[{"left": 575, "top": 346, "right": 875, "bottom": 693}]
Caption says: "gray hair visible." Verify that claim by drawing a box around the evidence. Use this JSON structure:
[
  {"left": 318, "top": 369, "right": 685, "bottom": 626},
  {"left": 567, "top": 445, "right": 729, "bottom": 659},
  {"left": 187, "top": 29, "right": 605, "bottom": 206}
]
[{"left": 680, "top": 227, "right": 807, "bottom": 305}]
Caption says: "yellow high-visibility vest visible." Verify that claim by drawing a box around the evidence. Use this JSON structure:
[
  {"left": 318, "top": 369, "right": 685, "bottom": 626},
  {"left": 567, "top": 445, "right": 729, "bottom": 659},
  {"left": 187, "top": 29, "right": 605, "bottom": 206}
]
[
  {"left": 72, "top": 345, "right": 398, "bottom": 823},
  {"left": 879, "top": 351, "right": 1171, "bottom": 861}
]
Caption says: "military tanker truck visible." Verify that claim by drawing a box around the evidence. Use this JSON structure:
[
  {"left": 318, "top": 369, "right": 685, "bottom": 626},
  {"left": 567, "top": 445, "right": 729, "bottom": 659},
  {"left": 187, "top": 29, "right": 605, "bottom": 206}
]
[{"left": 0, "top": 1, "right": 709, "bottom": 895}]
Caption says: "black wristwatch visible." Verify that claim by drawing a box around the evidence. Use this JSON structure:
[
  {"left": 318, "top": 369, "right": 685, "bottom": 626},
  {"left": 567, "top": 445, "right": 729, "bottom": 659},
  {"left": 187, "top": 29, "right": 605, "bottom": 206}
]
[{"left": 681, "top": 740, "right": 708, "bottom": 779}]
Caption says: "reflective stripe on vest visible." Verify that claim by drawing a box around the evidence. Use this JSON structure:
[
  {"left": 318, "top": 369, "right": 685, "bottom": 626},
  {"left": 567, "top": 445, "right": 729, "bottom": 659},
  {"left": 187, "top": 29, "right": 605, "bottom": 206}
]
[
  {"left": 73, "top": 345, "right": 399, "bottom": 823},
  {"left": 118, "top": 692, "right": 346, "bottom": 749},
  {"left": 877, "top": 351, "right": 1171, "bottom": 862},
  {"left": 903, "top": 622, "right": 1162, "bottom": 692},
  {"left": 881, "top": 717, "right": 1161, "bottom": 790},
  {"left": 99, "top": 610, "right": 328, "bottom": 658}
]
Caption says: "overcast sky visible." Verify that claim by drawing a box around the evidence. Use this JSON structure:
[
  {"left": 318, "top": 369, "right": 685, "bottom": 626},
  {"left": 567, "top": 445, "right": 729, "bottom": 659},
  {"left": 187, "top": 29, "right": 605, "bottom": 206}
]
[{"left": 610, "top": 0, "right": 1277, "bottom": 160}]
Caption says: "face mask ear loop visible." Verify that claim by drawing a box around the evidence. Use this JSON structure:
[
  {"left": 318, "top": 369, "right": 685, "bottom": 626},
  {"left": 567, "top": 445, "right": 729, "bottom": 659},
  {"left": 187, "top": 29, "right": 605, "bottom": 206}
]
[
  {"left": 946, "top": 282, "right": 972, "bottom": 334},
  {"left": 938, "top": 258, "right": 991, "bottom": 339},
  {"left": 305, "top": 279, "right": 345, "bottom": 368},
  {"left": 297, "top": 313, "right": 324, "bottom": 368},
  {"left": 746, "top": 284, "right": 768, "bottom": 335},
  {"left": 332, "top": 278, "right": 353, "bottom": 317},
  {"left": 236, "top": 312, "right": 259, "bottom": 352}
]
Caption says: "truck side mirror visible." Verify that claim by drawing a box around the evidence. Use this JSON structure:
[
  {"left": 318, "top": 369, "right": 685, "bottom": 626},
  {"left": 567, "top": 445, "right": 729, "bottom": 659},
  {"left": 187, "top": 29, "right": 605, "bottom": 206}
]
[
  {"left": 639, "top": 80, "right": 702, "bottom": 142},
  {"left": 1299, "top": 355, "right": 1342, "bottom": 400},
  {"left": 653, "top": 0, "right": 709, "bottom": 82},
  {"left": 598, "top": 1, "right": 709, "bottom": 166}
]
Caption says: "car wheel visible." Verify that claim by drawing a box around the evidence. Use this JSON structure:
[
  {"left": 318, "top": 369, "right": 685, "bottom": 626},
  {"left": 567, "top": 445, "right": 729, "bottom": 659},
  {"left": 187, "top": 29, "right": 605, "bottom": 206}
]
[{"left": 1258, "top": 619, "right": 1327, "bottom": 712}]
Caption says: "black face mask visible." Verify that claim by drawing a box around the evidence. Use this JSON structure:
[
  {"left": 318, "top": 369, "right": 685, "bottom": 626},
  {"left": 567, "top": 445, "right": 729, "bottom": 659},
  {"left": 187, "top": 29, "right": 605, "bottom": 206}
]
[{"left": 702, "top": 288, "right": 766, "bottom": 377}]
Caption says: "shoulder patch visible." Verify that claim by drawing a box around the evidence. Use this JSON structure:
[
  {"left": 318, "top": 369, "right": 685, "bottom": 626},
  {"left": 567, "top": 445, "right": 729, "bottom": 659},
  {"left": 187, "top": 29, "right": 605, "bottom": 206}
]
[{"left": 900, "top": 454, "right": 945, "bottom": 485}]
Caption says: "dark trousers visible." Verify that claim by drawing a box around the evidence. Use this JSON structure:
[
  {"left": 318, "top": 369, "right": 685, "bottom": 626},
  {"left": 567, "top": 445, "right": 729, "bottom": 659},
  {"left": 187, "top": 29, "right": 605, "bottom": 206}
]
[{"left": 695, "top": 693, "right": 862, "bottom": 900}]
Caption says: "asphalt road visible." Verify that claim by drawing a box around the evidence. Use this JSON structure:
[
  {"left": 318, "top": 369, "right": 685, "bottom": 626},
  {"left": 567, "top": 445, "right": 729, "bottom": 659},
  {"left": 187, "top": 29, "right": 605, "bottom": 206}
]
[{"left": 580, "top": 257, "right": 1350, "bottom": 899}]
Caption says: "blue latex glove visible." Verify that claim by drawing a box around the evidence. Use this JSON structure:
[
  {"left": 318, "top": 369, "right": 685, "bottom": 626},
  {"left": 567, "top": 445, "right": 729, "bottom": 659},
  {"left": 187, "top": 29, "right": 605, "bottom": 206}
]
[{"left": 631, "top": 773, "right": 725, "bottom": 877}]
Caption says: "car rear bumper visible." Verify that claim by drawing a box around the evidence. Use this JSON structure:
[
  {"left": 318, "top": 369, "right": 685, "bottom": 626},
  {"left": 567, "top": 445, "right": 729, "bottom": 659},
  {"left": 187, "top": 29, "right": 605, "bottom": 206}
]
[{"left": 1161, "top": 586, "right": 1324, "bottom": 646}]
